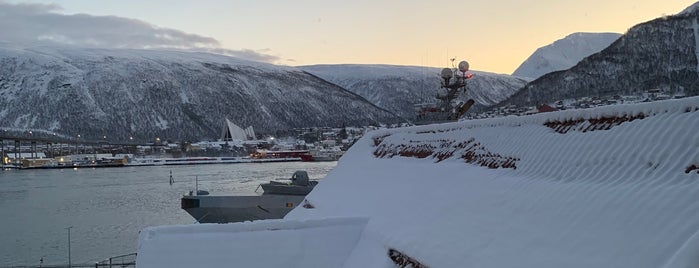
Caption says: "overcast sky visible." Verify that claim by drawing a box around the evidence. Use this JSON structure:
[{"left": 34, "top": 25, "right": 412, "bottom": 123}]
[{"left": 1, "top": 0, "right": 696, "bottom": 73}]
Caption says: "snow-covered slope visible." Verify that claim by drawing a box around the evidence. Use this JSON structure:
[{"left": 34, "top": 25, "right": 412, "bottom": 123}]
[
  {"left": 504, "top": 7, "right": 699, "bottom": 107},
  {"left": 138, "top": 96, "right": 699, "bottom": 267},
  {"left": 0, "top": 45, "right": 401, "bottom": 142},
  {"left": 301, "top": 64, "right": 529, "bottom": 118},
  {"left": 512, "top": 32, "right": 621, "bottom": 79},
  {"left": 680, "top": 1, "right": 699, "bottom": 15}
]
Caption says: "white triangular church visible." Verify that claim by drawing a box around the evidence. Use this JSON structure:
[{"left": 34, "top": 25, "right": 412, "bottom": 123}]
[{"left": 220, "top": 118, "right": 256, "bottom": 141}]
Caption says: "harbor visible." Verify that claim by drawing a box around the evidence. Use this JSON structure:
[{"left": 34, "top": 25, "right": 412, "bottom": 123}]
[
  {"left": 0, "top": 132, "right": 347, "bottom": 170},
  {"left": 1, "top": 118, "right": 352, "bottom": 170},
  {"left": 0, "top": 161, "right": 336, "bottom": 267}
]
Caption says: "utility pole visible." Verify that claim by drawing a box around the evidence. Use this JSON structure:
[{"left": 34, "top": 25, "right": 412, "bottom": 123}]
[{"left": 66, "top": 226, "right": 73, "bottom": 268}]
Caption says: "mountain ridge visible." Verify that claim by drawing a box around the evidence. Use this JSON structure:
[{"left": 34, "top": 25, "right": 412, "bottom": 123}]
[
  {"left": 501, "top": 9, "right": 699, "bottom": 107},
  {"left": 512, "top": 32, "right": 622, "bottom": 79},
  {"left": 0, "top": 45, "right": 402, "bottom": 142}
]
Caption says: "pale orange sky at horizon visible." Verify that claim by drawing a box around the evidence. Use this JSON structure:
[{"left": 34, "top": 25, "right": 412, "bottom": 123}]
[{"left": 5, "top": 0, "right": 698, "bottom": 74}]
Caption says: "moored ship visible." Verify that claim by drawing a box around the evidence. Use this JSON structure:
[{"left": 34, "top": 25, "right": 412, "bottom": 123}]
[
  {"left": 181, "top": 171, "right": 318, "bottom": 223},
  {"left": 250, "top": 149, "right": 314, "bottom": 162}
]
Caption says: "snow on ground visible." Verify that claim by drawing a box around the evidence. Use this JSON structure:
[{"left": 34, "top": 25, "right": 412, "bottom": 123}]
[{"left": 138, "top": 96, "right": 699, "bottom": 267}]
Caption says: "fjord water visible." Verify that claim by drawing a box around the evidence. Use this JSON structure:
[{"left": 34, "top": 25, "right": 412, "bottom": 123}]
[{"left": 0, "top": 162, "right": 337, "bottom": 266}]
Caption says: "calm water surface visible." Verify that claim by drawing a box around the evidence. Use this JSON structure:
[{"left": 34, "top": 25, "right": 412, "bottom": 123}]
[{"left": 0, "top": 161, "right": 337, "bottom": 266}]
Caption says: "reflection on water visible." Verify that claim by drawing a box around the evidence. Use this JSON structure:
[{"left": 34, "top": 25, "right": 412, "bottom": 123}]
[{"left": 0, "top": 161, "right": 337, "bottom": 266}]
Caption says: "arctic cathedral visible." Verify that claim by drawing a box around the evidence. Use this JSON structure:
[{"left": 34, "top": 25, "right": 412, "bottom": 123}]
[{"left": 220, "top": 119, "right": 256, "bottom": 141}]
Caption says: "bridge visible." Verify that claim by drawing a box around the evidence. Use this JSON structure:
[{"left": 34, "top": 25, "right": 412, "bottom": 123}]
[
  {"left": 0, "top": 131, "right": 166, "bottom": 167},
  {"left": 0, "top": 132, "right": 155, "bottom": 146}
]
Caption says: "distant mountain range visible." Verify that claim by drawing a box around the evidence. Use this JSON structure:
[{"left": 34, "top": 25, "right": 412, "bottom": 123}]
[
  {"left": 300, "top": 64, "right": 529, "bottom": 119},
  {"left": 0, "top": 44, "right": 401, "bottom": 142},
  {"left": 513, "top": 32, "right": 622, "bottom": 79},
  {"left": 502, "top": 5, "right": 699, "bottom": 107}
]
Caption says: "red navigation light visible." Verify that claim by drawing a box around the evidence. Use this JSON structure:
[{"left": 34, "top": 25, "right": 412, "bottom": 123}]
[{"left": 465, "top": 73, "right": 474, "bottom": 79}]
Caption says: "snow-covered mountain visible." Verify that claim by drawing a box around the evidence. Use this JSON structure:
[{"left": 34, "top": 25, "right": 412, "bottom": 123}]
[
  {"left": 680, "top": 1, "right": 699, "bottom": 15},
  {"left": 512, "top": 32, "right": 621, "bottom": 79},
  {"left": 502, "top": 7, "right": 699, "bottom": 107},
  {"left": 301, "top": 64, "right": 529, "bottom": 119},
  {"left": 0, "top": 44, "right": 401, "bottom": 142}
]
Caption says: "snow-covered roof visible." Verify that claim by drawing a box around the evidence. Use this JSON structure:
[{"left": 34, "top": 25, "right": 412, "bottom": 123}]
[{"left": 138, "top": 96, "right": 699, "bottom": 267}]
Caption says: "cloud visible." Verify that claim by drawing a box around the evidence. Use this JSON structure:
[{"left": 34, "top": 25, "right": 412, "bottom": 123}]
[
  {"left": 206, "top": 48, "right": 282, "bottom": 63},
  {"left": 0, "top": 1, "right": 280, "bottom": 63}
]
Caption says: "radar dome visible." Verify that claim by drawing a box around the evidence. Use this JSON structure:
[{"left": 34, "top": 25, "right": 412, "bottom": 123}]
[
  {"left": 458, "top": 61, "right": 469, "bottom": 72},
  {"left": 440, "top": 68, "right": 453, "bottom": 79}
]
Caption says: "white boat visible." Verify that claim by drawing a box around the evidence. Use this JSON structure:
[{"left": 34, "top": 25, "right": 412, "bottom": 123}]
[{"left": 309, "top": 148, "right": 343, "bottom": 161}]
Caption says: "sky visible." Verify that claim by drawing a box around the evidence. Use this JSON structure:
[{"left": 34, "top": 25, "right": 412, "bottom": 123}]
[{"left": 1, "top": 0, "right": 697, "bottom": 74}]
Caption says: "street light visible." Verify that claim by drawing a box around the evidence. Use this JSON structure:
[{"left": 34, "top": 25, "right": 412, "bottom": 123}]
[{"left": 65, "top": 226, "right": 73, "bottom": 268}]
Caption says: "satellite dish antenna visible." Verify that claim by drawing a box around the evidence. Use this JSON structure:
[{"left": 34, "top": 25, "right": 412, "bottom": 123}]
[{"left": 458, "top": 61, "right": 469, "bottom": 72}]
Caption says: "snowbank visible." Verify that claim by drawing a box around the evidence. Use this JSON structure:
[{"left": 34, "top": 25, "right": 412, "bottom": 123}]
[
  {"left": 138, "top": 96, "right": 699, "bottom": 267},
  {"left": 136, "top": 217, "right": 368, "bottom": 267}
]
